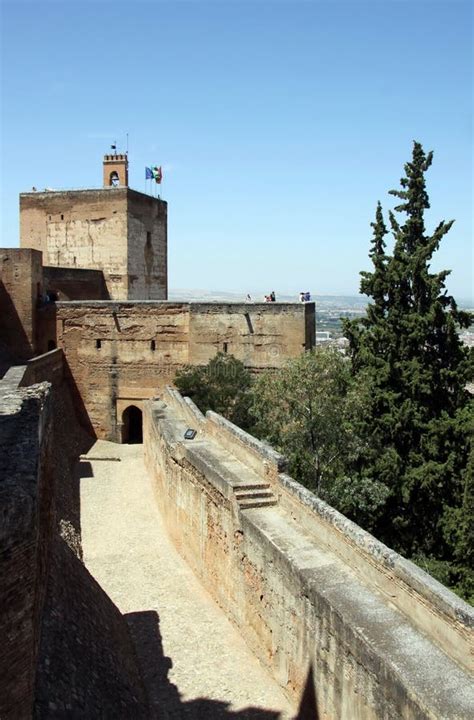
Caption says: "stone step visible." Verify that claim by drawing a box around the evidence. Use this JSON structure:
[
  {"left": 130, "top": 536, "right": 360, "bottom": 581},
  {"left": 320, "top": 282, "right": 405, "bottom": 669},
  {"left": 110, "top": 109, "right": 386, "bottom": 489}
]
[
  {"left": 235, "top": 490, "right": 275, "bottom": 501},
  {"left": 238, "top": 498, "right": 278, "bottom": 510},
  {"left": 231, "top": 482, "right": 271, "bottom": 491}
]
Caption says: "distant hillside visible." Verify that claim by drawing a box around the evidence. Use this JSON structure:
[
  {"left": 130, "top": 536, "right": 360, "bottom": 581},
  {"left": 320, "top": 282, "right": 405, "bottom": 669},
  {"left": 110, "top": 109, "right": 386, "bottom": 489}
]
[
  {"left": 168, "top": 288, "right": 368, "bottom": 308},
  {"left": 168, "top": 289, "right": 473, "bottom": 311}
]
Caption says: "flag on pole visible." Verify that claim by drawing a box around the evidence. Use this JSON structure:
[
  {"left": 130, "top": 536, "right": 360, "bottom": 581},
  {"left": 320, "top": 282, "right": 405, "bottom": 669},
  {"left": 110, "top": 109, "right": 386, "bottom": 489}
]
[
  {"left": 152, "top": 166, "right": 162, "bottom": 184},
  {"left": 145, "top": 167, "right": 153, "bottom": 179}
]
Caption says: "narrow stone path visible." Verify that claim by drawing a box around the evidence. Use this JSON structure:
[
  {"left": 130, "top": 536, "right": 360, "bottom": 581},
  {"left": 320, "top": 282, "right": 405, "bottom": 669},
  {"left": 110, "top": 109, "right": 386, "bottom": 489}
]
[{"left": 80, "top": 440, "right": 295, "bottom": 719}]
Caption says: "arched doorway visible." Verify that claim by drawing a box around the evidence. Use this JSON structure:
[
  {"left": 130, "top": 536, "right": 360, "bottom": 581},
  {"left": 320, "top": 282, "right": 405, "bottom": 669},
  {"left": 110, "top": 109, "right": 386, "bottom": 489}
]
[{"left": 122, "top": 405, "right": 143, "bottom": 444}]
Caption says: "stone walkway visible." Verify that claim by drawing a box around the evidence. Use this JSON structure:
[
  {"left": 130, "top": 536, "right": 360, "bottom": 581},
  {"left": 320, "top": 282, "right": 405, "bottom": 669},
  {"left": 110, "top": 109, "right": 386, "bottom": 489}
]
[{"left": 80, "top": 440, "right": 295, "bottom": 719}]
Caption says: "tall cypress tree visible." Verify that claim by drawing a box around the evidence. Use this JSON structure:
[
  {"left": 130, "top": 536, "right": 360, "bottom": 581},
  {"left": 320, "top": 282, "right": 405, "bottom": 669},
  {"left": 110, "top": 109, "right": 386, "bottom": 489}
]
[{"left": 343, "top": 143, "right": 473, "bottom": 584}]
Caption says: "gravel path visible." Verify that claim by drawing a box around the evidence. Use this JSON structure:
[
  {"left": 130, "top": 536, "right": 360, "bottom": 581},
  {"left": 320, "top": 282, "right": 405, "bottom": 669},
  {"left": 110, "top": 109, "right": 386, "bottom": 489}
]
[{"left": 81, "top": 440, "right": 295, "bottom": 719}]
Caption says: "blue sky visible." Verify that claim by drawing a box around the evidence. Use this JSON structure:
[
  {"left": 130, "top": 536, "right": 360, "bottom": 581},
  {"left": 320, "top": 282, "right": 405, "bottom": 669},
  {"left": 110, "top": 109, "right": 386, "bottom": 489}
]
[{"left": 1, "top": 0, "right": 472, "bottom": 300}]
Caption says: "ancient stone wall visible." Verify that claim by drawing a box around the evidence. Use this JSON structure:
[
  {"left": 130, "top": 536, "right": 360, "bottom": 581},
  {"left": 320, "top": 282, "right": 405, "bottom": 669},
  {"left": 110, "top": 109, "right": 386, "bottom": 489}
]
[
  {"left": 188, "top": 302, "right": 314, "bottom": 367},
  {"left": 0, "top": 357, "right": 148, "bottom": 718},
  {"left": 0, "top": 248, "right": 43, "bottom": 361},
  {"left": 144, "top": 390, "right": 474, "bottom": 719},
  {"left": 20, "top": 189, "right": 129, "bottom": 299},
  {"left": 43, "top": 265, "right": 109, "bottom": 301},
  {"left": 20, "top": 348, "right": 64, "bottom": 387},
  {"left": 19, "top": 189, "right": 167, "bottom": 301},
  {"left": 0, "top": 382, "right": 54, "bottom": 719},
  {"left": 127, "top": 191, "right": 167, "bottom": 300},
  {"left": 50, "top": 300, "right": 313, "bottom": 440}
]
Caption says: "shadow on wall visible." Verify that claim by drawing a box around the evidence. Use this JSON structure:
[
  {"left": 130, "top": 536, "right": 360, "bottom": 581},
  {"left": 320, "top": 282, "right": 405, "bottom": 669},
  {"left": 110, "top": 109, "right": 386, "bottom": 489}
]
[
  {"left": 34, "top": 538, "right": 148, "bottom": 718},
  {"left": 0, "top": 280, "right": 35, "bottom": 361},
  {"left": 125, "top": 611, "right": 321, "bottom": 720},
  {"left": 63, "top": 356, "right": 97, "bottom": 439}
]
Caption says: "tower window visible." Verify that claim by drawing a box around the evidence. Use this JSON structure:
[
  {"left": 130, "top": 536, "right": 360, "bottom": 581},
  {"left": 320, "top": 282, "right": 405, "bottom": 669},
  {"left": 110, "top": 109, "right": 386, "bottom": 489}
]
[
  {"left": 223, "top": 342, "right": 228, "bottom": 353},
  {"left": 96, "top": 339, "right": 102, "bottom": 349},
  {"left": 151, "top": 339, "right": 156, "bottom": 351},
  {"left": 146, "top": 231, "right": 152, "bottom": 246},
  {"left": 60, "top": 214, "right": 64, "bottom": 220},
  {"left": 109, "top": 171, "right": 120, "bottom": 187}
]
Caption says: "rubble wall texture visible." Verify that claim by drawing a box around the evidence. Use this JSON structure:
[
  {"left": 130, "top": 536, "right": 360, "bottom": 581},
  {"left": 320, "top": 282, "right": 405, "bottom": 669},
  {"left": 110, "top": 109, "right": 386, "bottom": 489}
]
[
  {"left": 143, "top": 390, "right": 474, "bottom": 720},
  {"left": 0, "top": 358, "right": 148, "bottom": 718},
  {"left": 0, "top": 383, "right": 54, "bottom": 719},
  {"left": 52, "top": 300, "right": 314, "bottom": 440}
]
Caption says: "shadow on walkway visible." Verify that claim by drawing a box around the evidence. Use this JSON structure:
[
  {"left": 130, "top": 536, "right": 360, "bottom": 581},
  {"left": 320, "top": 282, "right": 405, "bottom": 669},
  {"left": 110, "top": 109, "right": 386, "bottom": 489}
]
[{"left": 126, "top": 610, "right": 315, "bottom": 720}]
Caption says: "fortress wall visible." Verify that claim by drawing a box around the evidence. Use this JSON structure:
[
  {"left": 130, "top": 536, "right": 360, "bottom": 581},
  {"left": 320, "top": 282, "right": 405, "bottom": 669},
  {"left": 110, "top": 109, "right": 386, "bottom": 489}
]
[
  {"left": 127, "top": 192, "right": 167, "bottom": 300},
  {"left": 144, "top": 394, "right": 474, "bottom": 719},
  {"left": 188, "top": 302, "right": 314, "bottom": 367},
  {"left": 0, "top": 383, "right": 54, "bottom": 719},
  {"left": 20, "top": 190, "right": 129, "bottom": 300},
  {"left": 43, "top": 265, "right": 109, "bottom": 301},
  {"left": 203, "top": 410, "right": 473, "bottom": 673},
  {"left": 0, "top": 359, "right": 148, "bottom": 717},
  {"left": 53, "top": 301, "right": 313, "bottom": 440},
  {"left": 55, "top": 302, "right": 190, "bottom": 439},
  {"left": 20, "top": 348, "right": 64, "bottom": 388},
  {"left": 273, "top": 474, "right": 473, "bottom": 675},
  {"left": 0, "top": 248, "right": 43, "bottom": 361}
]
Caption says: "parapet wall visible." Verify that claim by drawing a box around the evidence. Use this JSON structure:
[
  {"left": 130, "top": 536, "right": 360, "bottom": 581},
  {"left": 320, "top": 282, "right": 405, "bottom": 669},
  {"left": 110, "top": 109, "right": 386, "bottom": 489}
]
[
  {"left": 0, "top": 354, "right": 147, "bottom": 717},
  {"left": 0, "top": 382, "right": 54, "bottom": 719},
  {"left": 20, "top": 348, "right": 64, "bottom": 388},
  {"left": 144, "top": 389, "right": 474, "bottom": 719}
]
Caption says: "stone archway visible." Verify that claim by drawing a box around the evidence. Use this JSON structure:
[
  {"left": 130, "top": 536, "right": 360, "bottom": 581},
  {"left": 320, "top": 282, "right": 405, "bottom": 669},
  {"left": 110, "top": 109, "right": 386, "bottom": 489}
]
[{"left": 122, "top": 405, "right": 143, "bottom": 444}]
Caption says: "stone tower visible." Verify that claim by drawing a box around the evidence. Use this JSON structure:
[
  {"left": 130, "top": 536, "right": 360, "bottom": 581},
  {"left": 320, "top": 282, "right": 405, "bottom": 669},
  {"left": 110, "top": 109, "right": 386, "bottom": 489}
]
[
  {"left": 103, "top": 153, "right": 129, "bottom": 187},
  {"left": 19, "top": 155, "right": 167, "bottom": 301}
]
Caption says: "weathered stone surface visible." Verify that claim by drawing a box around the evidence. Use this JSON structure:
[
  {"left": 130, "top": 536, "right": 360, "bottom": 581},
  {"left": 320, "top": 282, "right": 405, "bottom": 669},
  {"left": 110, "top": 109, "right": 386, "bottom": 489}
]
[
  {"left": 0, "top": 382, "right": 53, "bottom": 720},
  {"left": 20, "top": 188, "right": 167, "bottom": 301},
  {"left": 49, "top": 300, "right": 314, "bottom": 441},
  {"left": 144, "top": 389, "right": 474, "bottom": 719},
  {"left": 0, "top": 359, "right": 148, "bottom": 719}
]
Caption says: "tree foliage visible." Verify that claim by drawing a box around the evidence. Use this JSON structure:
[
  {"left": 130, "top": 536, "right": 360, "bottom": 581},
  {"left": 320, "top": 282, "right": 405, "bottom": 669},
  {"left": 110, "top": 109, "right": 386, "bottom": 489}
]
[
  {"left": 174, "top": 352, "right": 254, "bottom": 430},
  {"left": 343, "top": 142, "right": 474, "bottom": 598},
  {"left": 250, "top": 348, "right": 389, "bottom": 528}
]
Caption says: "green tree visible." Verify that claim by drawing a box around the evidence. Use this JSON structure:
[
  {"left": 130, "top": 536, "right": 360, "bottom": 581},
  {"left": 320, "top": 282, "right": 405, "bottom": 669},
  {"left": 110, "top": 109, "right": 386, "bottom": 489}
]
[
  {"left": 343, "top": 142, "right": 473, "bottom": 594},
  {"left": 174, "top": 352, "right": 254, "bottom": 430},
  {"left": 250, "top": 348, "right": 389, "bottom": 528}
]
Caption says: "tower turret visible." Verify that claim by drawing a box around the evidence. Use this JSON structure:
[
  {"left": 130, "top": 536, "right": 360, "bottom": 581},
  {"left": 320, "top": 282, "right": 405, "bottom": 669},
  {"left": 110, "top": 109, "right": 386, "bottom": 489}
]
[{"left": 103, "top": 153, "right": 128, "bottom": 187}]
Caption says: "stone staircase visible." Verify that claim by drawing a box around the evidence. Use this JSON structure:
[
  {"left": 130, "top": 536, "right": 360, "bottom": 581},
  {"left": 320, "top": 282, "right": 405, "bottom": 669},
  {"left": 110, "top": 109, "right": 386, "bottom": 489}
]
[
  {"left": 193, "top": 440, "right": 278, "bottom": 510},
  {"left": 233, "top": 484, "right": 277, "bottom": 510}
]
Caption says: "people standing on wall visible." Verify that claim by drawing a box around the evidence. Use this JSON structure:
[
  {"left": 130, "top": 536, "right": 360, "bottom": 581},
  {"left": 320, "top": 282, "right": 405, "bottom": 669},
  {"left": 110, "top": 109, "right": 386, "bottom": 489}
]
[{"left": 270, "top": 291, "right": 276, "bottom": 302}]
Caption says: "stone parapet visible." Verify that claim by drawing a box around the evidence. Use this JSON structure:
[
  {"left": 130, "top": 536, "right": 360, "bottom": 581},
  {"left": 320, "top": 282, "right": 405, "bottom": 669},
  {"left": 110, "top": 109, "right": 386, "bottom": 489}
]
[{"left": 144, "top": 390, "right": 474, "bottom": 719}]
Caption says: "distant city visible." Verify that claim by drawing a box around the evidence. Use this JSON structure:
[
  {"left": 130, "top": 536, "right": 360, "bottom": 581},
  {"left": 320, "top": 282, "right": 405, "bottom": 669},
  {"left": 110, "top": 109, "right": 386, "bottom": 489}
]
[{"left": 169, "top": 289, "right": 474, "bottom": 345}]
